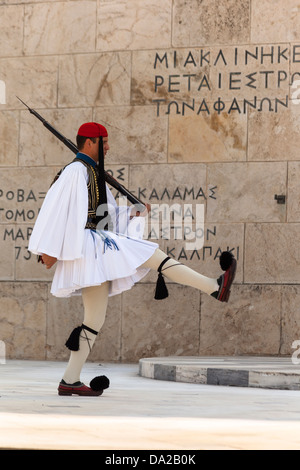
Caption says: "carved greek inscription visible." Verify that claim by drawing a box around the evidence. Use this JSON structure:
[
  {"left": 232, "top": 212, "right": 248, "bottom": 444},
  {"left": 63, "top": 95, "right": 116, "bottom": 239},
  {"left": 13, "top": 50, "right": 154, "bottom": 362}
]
[{"left": 151, "top": 45, "right": 299, "bottom": 116}]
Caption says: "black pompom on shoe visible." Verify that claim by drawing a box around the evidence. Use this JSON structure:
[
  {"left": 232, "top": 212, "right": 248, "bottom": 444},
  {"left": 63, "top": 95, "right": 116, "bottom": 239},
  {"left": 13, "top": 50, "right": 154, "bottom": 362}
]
[
  {"left": 219, "top": 251, "right": 234, "bottom": 271},
  {"left": 90, "top": 375, "right": 110, "bottom": 392},
  {"left": 211, "top": 252, "right": 237, "bottom": 303}
]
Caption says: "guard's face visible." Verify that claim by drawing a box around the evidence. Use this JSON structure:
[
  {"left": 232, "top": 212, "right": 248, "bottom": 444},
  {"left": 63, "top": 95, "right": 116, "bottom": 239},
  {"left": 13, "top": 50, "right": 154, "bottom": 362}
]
[
  {"left": 90, "top": 137, "right": 109, "bottom": 159},
  {"left": 103, "top": 137, "right": 109, "bottom": 157}
]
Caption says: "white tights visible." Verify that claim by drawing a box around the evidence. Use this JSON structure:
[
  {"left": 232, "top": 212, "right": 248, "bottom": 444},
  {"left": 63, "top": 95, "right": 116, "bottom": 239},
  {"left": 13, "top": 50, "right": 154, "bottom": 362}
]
[
  {"left": 62, "top": 248, "right": 218, "bottom": 384},
  {"left": 141, "top": 248, "right": 219, "bottom": 295}
]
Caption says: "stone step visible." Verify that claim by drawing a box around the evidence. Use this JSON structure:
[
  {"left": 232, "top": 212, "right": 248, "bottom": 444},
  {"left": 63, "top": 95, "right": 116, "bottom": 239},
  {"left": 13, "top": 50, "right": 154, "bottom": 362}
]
[{"left": 139, "top": 356, "right": 300, "bottom": 390}]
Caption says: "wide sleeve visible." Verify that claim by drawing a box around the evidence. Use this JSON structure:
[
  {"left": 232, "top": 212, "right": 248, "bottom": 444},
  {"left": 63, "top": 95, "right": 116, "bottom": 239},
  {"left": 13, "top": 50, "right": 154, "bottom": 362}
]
[
  {"left": 28, "top": 162, "right": 88, "bottom": 260},
  {"left": 106, "top": 186, "right": 146, "bottom": 240},
  {"left": 106, "top": 186, "right": 131, "bottom": 233}
]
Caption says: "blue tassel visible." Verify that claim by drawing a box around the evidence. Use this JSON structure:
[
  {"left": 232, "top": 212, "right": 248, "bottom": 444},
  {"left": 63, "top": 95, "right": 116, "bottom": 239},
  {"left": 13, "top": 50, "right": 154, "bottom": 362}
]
[{"left": 98, "top": 230, "right": 119, "bottom": 254}]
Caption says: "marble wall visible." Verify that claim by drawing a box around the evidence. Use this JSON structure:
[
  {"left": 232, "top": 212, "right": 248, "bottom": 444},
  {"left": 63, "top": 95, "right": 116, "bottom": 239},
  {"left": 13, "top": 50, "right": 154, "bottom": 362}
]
[{"left": 1, "top": 0, "right": 300, "bottom": 362}]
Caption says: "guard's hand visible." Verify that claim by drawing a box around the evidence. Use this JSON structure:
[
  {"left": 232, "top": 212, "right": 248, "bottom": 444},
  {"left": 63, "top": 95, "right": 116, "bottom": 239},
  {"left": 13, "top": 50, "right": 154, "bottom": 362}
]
[
  {"left": 41, "top": 254, "right": 57, "bottom": 269},
  {"left": 130, "top": 203, "right": 151, "bottom": 219}
]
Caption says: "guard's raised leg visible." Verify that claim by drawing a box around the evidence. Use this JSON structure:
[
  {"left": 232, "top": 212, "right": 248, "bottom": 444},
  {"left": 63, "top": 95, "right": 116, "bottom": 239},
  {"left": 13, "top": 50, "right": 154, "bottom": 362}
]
[{"left": 141, "top": 248, "right": 236, "bottom": 303}]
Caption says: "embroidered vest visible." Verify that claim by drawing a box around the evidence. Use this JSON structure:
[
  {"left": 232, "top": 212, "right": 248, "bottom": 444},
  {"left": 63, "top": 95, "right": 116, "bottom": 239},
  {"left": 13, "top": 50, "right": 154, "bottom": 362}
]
[{"left": 50, "top": 157, "right": 99, "bottom": 230}]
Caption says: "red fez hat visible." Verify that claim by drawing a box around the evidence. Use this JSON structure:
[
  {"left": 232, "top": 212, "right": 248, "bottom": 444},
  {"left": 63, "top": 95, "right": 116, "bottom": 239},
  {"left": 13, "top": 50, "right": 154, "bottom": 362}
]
[{"left": 77, "top": 122, "right": 108, "bottom": 138}]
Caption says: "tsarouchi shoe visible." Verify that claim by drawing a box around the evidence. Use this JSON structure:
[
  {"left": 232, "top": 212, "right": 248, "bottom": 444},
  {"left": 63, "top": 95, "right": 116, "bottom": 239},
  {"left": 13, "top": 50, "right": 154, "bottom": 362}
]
[{"left": 58, "top": 380, "right": 103, "bottom": 396}]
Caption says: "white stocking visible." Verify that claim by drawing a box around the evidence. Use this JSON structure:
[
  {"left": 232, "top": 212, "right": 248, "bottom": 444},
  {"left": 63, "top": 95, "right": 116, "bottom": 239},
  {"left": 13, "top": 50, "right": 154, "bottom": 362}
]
[{"left": 141, "top": 248, "right": 219, "bottom": 295}]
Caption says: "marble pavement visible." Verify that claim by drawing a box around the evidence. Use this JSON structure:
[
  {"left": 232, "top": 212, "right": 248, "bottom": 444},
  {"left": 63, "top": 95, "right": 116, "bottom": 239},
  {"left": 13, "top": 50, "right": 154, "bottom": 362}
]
[{"left": 1, "top": 359, "right": 300, "bottom": 450}]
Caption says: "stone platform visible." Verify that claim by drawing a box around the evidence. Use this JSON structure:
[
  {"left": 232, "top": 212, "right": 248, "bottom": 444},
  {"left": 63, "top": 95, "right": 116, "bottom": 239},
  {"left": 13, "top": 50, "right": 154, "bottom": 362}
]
[{"left": 139, "top": 356, "right": 300, "bottom": 390}]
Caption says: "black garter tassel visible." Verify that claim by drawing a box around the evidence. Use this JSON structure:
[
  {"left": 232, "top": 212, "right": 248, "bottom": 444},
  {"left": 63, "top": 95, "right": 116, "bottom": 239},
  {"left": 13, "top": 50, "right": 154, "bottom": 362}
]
[
  {"left": 155, "top": 272, "right": 169, "bottom": 300},
  {"left": 154, "top": 256, "right": 171, "bottom": 300},
  {"left": 65, "top": 326, "right": 82, "bottom": 351}
]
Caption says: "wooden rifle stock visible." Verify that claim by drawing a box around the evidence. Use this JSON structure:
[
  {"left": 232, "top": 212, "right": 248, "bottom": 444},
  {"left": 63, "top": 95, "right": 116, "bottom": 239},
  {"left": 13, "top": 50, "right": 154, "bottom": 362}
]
[{"left": 17, "top": 97, "right": 146, "bottom": 211}]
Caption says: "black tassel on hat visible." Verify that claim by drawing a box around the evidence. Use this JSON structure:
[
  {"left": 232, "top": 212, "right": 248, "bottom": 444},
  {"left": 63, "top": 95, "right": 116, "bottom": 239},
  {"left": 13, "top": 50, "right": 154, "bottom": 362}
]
[
  {"left": 96, "top": 136, "right": 110, "bottom": 231},
  {"left": 154, "top": 257, "right": 171, "bottom": 300},
  {"left": 65, "top": 326, "right": 82, "bottom": 351}
]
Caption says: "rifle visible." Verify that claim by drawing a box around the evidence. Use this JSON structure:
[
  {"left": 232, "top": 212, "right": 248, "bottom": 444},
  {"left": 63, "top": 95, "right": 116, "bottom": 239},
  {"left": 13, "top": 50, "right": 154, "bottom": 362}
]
[{"left": 17, "top": 97, "right": 146, "bottom": 212}]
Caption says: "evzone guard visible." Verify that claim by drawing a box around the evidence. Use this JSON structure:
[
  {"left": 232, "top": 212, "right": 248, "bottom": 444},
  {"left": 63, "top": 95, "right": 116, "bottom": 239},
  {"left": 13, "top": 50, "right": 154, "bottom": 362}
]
[{"left": 28, "top": 122, "right": 236, "bottom": 397}]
